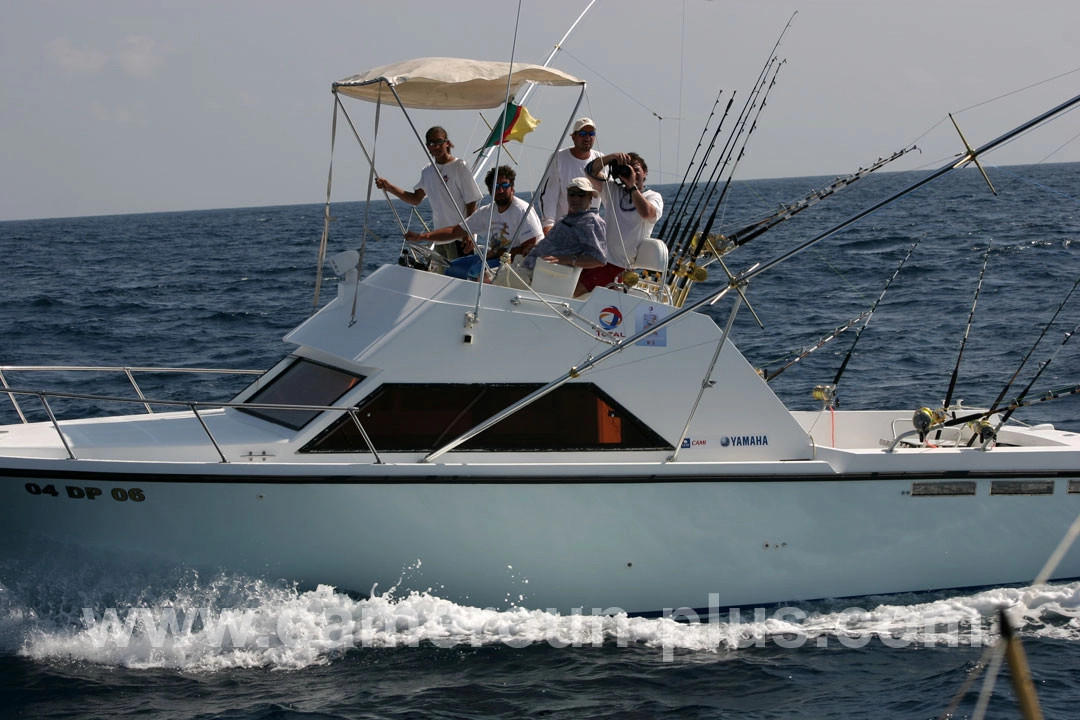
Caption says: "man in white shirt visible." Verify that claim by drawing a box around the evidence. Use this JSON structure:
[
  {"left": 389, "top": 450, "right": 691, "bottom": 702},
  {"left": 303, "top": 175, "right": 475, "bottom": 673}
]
[
  {"left": 538, "top": 118, "right": 603, "bottom": 235},
  {"left": 581, "top": 151, "right": 664, "bottom": 291},
  {"left": 405, "top": 165, "right": 542, "bottom": 280},
  {"left": 375, "top": 126, "right": 483, "bottom": 259}
]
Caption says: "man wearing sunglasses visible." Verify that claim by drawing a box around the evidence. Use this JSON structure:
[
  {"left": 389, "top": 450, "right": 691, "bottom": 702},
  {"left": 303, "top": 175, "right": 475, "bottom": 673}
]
[
  {"left": 405, "top": 166, "right": 542, "bottom": 279},
  {"left": 520, "top": 177, "right": 607, "bottom": 296},
  {"left": 375, "top": 126, "right": 483, "bottom": 260},
  {"left": 537, "top": 117, "right": 603, "bottom": 236}
]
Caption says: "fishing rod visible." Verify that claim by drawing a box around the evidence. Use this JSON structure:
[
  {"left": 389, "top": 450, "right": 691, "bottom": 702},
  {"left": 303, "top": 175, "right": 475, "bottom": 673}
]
[
  {"left": 986, "top": 320, "right": 1080, "bottom": 438},
  {"left": 984, "top": 275, "right": 1080, "bottom": 416},
  {"left": 729, "top": 147, "right": 915, "bottom": 250},
  {"left": 666, "top": 61, "right": 782, "bottom": 300},
  {"left": 923, "top": 380, "right": 1080, "bottom": 449},
  {"left": 670, "top": 61, "right": 785, "bottom": 301},
  {"left": 762, "top": 310, "right": 870, "bottom": 382},
  {"left": 667, "top": 145, "right": 918, "bottom": 308},
  {"left": 941, "top": 241, "right": 992, "bottom": 413},
  {"left": 423, "top": 91, "right": 1080, "bottom": 464},
  {"left": 655, "top": 89, "right": 729, "bottom": 242},
  {"left": 665, "top": 13, "right": 796, "bottom": 272},
  {"left": 666, "top": 11, "right": 797, "bottom": 262},
  {"left": 830, "top": 237, "right": 921, "bottom": 398},
  {"left": 946, "top": 275, "right": 1080, "bottom": 432},
  {"left": 668, "top": 58, "right": 780, "bottom": 266},
  {"left": 660, "top": 94, "right": 737, "bottom": 254}
]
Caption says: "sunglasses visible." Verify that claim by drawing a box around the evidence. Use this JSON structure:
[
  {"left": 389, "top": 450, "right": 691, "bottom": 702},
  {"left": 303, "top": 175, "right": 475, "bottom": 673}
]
[
  {"left": 567, "top": 189, "right": 590, "bottom": 197},
  {"left": 493, "top": 182, "right": 513, "bottom": 190},
  {"left": 426, "top": 138, "right": 448, "bottom": 146},
  {"left": 574, "top": 130, "right": 596, "bottom": 137}
]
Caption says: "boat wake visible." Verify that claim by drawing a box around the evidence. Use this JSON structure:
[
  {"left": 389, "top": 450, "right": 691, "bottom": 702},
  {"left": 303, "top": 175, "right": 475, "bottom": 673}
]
[{"left": 2, "top": 554, "right": 1079, "bottom": 671}]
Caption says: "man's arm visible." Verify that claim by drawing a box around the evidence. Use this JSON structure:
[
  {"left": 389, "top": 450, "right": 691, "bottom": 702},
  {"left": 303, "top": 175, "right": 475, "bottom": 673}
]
[
  {"left": 374, "top": 177, "right": 426, "bottom": 206},
  {"left": 585, "top": 152, "right": 630, "bottom": 180},
  {"left": 404, "top": 224, "right": 474, "bottom": 253}
]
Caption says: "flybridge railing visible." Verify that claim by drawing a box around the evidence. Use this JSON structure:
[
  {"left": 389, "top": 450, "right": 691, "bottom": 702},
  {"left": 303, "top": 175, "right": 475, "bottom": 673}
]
[{"left": 0, "top": 365, "right": 383, "bottom": 464}]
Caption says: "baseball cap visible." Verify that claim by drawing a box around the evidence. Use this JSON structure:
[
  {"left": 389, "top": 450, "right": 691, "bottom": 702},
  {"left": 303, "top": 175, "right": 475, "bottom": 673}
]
[
  {"left": 572, "top": 117, "right": 596, "bottom": 133},
  {"left": 567, "top": 177, "right": 599, "bottom": 197}
]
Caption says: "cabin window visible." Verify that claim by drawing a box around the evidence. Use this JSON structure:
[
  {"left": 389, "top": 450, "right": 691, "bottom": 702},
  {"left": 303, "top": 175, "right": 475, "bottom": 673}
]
[
  {"left": 300, "top": 383, "right": 669, "bottom": 453},
  {"left": 239, "top": 358, "right": 365, "bottom": 430}
]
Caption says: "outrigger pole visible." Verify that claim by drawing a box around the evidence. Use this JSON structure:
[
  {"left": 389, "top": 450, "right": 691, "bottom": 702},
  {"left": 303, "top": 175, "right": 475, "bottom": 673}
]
[
  {"left": 470, "top": 0, "right": 597, "bottom": 180},
  {"left": 423, "top": 91, "right": 1080, "bottom": 463},
  {"left": 663, "top": 147, "right": 915, "bottom": 309},
  {"left": 728, "top": 92, "right": 1080, "bottom": 286},
  {"left": 763, "top": 310, "right": 871, "bottom": 383}
]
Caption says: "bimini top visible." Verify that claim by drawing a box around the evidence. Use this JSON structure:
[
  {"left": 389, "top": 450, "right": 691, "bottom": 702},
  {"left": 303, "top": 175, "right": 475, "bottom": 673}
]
[{"left": 332, "top": 57, "right": 583, "bottom": 110}]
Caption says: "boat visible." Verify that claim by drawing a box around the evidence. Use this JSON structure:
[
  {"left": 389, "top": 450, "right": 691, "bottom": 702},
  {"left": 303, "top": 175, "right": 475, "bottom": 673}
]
[{"left": 2, "top": 57, "right": 1080, "bottom": 617}]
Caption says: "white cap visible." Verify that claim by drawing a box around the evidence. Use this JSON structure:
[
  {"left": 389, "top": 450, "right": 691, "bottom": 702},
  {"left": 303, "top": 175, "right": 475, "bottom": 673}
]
[
  {"left": 567, "top": 176, "right": 599, "bottom": 197},
  {"left": 572, "top": 117, "right": 596, "bottom": 133}
]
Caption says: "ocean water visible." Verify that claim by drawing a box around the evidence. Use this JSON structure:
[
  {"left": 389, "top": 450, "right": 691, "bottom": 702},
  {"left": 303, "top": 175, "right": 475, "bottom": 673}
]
[{"left": 1, "top": 162, "right": 1080, "bottom": 719}]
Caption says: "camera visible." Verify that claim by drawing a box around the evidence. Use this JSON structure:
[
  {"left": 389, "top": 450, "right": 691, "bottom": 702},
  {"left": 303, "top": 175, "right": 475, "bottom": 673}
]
[{"left": 612, "top": 164, "right": 633, "bottom": 179}]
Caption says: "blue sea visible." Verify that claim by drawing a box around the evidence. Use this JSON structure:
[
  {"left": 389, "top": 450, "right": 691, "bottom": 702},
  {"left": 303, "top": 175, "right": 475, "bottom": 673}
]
[{"left": 2, "top": 163, "right": 1079, "bottom": 718}]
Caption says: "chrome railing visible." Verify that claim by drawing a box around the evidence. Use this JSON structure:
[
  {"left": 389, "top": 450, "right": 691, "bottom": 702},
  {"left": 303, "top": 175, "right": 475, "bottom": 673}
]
[
  {"left": 1, "top": 365, "right": 263, "bottom": 423},
  {"left": 0, "top": 365, "right": 382, "bottom": 464}
]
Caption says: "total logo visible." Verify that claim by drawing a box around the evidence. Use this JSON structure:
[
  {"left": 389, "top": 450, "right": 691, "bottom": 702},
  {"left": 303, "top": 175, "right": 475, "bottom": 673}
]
[{"left": 598, "top": 306, "right": 623, "bottom": 330}]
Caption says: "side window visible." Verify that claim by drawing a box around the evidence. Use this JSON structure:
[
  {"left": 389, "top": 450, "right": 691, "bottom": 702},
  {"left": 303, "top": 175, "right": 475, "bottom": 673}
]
[
  {"left": 301, "top": 383, "right": 669, "bottom": 453},
  {"left": 239, "top": 359, "right": 365, "bottom": 430}
]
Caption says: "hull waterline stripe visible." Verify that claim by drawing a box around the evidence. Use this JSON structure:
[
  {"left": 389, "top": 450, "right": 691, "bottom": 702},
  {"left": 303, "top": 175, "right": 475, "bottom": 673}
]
[{"left": 2, "top": 467, "right": 1080, "bottom": 486}]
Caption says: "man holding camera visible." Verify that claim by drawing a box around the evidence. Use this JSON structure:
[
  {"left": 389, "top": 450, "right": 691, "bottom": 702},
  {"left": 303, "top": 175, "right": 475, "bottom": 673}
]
[{"left": 581, "top": 151, "right": 664, "bottom": 291}]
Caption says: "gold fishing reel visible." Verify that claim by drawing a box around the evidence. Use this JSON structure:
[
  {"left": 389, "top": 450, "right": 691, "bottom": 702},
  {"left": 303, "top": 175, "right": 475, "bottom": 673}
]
[
  {"left": 912, "top": 406, "right": 947, "bottom": 442},
  {"left": 812, "top": 384, "right": 837, "bottom": 409}
]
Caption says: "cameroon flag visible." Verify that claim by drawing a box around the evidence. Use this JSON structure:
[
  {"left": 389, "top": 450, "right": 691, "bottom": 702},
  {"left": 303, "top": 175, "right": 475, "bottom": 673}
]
[{"left": 478, "top": 103, "right": 540, "bottom": 150}]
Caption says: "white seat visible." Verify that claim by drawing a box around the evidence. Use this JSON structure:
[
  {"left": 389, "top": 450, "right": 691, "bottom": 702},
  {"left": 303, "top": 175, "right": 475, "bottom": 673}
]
[
  {"left": 632, "top": 237, "right": 668, "bottom": 272},
  {"left": 530, "top": 259, "right": 582, "bottom": 297}
]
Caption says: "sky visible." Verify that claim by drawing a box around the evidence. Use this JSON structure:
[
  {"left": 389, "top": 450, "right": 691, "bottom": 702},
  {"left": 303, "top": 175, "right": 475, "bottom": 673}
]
[{"left": 2, "top": 0, "right": 1079, "bottom": 221}]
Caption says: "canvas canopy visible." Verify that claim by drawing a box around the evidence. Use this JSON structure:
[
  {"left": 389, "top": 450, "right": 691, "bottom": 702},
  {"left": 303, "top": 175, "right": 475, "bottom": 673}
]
[{"left": 333, "top": 57, "right": 584, "bottom": 110}]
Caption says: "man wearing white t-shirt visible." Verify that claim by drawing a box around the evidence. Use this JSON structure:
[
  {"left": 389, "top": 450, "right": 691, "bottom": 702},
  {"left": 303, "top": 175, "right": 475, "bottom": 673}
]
[
  {"left": 580, "top": 151, "right": 664, "bottom": 291},
  {"left": 538, "top": 117, "right": 603, "bottom": 235},
  {"left": 405, "top": 166, "right": 542, "bottom": 279},
  {"left": 375, "top": 126, "right": 483, "bottom": 260}
]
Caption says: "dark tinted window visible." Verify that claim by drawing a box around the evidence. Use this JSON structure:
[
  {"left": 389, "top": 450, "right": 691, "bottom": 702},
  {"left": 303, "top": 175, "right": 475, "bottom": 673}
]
[
  {"left": 301, "top": 383, "right": 669, "bottom": 453},
  {"left": 239, "top": 358, "right": 365, "bottom": 430}
]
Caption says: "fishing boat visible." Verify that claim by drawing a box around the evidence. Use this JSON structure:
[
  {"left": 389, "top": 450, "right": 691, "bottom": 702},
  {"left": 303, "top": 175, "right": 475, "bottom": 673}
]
[{"left": 2, "top": 57, "right": 1080, "bottom": 616}]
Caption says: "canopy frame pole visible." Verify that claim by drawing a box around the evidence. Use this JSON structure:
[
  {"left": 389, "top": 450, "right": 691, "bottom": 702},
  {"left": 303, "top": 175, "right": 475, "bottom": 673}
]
[{"left": 312, "top": 96, "right": 340, "bottom": 311}]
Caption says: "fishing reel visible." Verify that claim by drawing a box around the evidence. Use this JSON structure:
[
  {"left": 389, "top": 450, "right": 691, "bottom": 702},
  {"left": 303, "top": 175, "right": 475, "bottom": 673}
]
[
  {"left": 912, "top": 406, "right": 948, "bottom": 442},
  {"left": 812, "top": 384, "right": 837, "bottom": 410},
  {"left": 972, "top": 419, "right": 997, "bottom": 447}
]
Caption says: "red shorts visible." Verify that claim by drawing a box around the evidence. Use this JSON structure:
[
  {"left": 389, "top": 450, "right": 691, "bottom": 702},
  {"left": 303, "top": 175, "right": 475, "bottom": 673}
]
[{"left": 578, "top": 263, "right": 625, "bottom": 292}]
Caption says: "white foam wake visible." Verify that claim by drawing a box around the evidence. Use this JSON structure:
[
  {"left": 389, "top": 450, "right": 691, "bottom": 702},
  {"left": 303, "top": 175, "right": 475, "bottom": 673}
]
[{"left": 2, "top": 573, "right": 1078, "bottom": 670}]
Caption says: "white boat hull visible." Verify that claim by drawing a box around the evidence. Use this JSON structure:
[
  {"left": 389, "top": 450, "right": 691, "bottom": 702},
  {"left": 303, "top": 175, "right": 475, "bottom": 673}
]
[{"left": 5, "top": 457, "right": 1079, "bottom": 613}]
